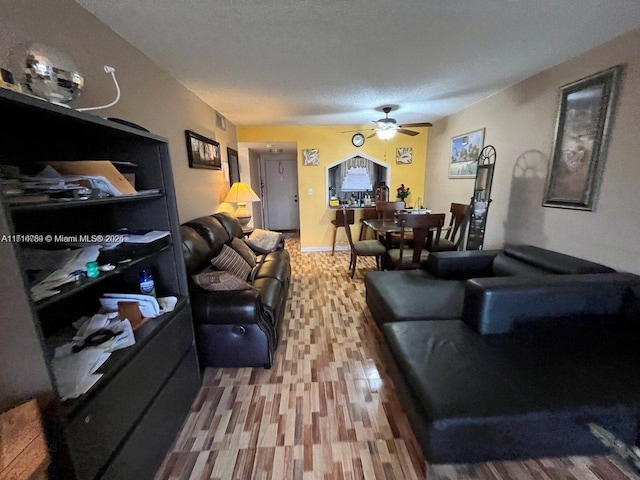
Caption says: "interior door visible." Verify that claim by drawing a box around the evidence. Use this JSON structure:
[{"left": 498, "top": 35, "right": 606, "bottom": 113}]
[{"left": 263, "top": 157, "right": 300, "bottom": 230}]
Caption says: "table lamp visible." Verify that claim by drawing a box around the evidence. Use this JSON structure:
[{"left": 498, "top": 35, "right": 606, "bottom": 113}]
[{"left": 224, "top": 182, "right": 261, "bottom": 226}]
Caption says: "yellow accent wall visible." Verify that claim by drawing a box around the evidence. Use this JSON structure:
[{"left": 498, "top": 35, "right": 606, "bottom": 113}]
[{"left": 237, "top": 126, "right": 428, "bottom": 250}]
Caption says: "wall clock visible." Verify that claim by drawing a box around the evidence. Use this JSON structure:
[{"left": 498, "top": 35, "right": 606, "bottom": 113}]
[{"left": 352, "top": 133, "right": 365, "bottom": 147}]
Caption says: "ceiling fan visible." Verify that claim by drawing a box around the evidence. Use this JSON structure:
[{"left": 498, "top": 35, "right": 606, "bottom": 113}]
[{"left": 344, "top": 107, "right": 432, "bottom": 141}]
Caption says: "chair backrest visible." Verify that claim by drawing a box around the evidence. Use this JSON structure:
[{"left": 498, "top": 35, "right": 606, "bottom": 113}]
[
  {"left": 334, "top": 208, "right": 355, "bottom": 227},
  {"left": 375, "top": 201, "right": 405, "bottom": 220},
  {"left": 341, "top": 206, "right": 356, "bottom": 248},
  {"left": 397, "top": 213, "right": 446, "bottom": 266},
  {"left": 444, "top": 203, "right": 470, "bottom": 245}
]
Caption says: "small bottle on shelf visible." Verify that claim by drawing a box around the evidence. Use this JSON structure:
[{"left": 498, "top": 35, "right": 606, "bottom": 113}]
[{"left": 139, "top": 267, "right": 156, "bottom": 297}]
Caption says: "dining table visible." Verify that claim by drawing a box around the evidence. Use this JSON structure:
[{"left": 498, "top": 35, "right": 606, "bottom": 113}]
[{"left": 362, "top": 216, "right": 450, "bottom": 269}]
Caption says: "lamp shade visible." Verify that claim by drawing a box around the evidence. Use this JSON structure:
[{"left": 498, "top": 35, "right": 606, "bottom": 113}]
[
  {"left": 223, "top": 182, "right": 260, "bottom": 226},
  {"left": 224, "top": 182, "right": 261, "bottom": 204}
]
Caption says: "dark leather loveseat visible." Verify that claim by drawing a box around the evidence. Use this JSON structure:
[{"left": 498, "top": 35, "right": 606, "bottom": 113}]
[
  {"left": 365, "top": 245, "right": 640, "bottom": 464},
  {"left": 180, "top": 213, "right": 290, "bottom": 368}
]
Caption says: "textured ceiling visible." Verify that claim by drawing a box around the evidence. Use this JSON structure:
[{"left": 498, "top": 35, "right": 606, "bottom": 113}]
[{"left": 75, "top": 0, "right": 640, "bottom": 126}]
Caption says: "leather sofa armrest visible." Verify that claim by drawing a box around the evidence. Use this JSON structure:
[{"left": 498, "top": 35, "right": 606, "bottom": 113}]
[
  {"left": 191, "top": 288, "right": 262, "bottom": 325},
  {"left": 462, "top": 273, "right": 639, "bottom": 335},
  {"left": 426, "top": 250, "right": 501, "bottom": 279}
]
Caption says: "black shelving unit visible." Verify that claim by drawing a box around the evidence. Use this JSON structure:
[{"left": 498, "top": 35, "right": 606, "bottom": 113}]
[{"left": 0, "top": 89, "right": 200, "bottom": 479}]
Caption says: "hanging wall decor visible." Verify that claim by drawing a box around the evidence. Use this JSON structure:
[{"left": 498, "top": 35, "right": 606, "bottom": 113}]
[
  {"left": 396, "top": 147, "right": 412, "bottom": 164},
  {"left": 449, "top": 128, "right": 485, "bottom": 178},
  {"left": 302, "top": 148, "right": 320, "bottom": 166},
  {"left": 543, "top": 65, "right": 623, "bottom": 211},
  {"left": 185, "top": 130, "right": 221, "bottom": 170}
]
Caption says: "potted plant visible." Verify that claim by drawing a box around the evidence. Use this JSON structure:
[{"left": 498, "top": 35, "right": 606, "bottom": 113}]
[{"left": 396, "top": 184, "right": 410, "bottom": 203}]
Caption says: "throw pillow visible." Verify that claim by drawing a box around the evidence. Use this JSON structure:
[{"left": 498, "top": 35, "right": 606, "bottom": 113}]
[
  {"left": 245, "top": 228, "right": 283, "bottom": 254},
  {"left": 230, "top": 237, "right": 257, "bottom": 267},
  {"left": 211, "top": 244, "right": 252, "bottom": 280},
  {"left": 192, "top": 270, "right": 252, "bottom": 291}
]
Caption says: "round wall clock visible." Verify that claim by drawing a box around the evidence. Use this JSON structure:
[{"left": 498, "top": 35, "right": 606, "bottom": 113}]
[{"left": 352, "top": 133, "right": 365, "bottom": 147}]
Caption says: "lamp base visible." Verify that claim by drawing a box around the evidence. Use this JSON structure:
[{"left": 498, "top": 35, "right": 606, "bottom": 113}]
[{"left": 234, "top": 202, "right": 252, "bottom": 226}]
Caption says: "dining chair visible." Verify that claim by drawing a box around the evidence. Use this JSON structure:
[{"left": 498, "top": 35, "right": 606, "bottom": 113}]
[
  {"left": 374, "top": 200, "right": 405, "bottom": 246},
  {"left": 358, "top": 207, "right": 378, "bottom": 240},
  {"left": 375, "top": 201, "right": 405, "bottom": 220},
  {"left": 435, "top": 203, "right": 469, "bottom": 251},
  {"left": 331, "top": 208, "right": 355, "bottom": 256},
  {"left": 386, "top": 212, "right": 445, "bottom": 270},
  {"left": 342, "top": 206, "right": 386, "bottom": 278}
]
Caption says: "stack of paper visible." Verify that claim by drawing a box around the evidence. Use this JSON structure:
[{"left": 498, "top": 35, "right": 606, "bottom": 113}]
[{"left": 51, "top": 313, "right": 135, "bottom": 400}]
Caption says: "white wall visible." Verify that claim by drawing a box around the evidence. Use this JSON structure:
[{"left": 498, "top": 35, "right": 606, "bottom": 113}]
[
  {"left": 0, "top": 0, "right": 236, "bottom": 222},
  {"left": 424, "top": 27, "right": 640, "bottom": 274}
]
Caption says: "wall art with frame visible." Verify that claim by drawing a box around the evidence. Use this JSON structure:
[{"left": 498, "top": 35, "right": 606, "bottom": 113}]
[
  {"left": 185, "top": 130, "right": 221, "bottom": 170},
  {"left": 449, "top": 128, "right": 485, "bottom": 178},
  {"left": 543, "top": 65, "right": 623, "bottom": 210},
  {"left": 227, "top": 147, "right": 240, "bottom": 186}
]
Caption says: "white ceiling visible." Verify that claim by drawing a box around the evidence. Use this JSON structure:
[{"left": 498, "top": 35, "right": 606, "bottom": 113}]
[{"left": 76, "top": 0, "right": 640, "bottom": 127}]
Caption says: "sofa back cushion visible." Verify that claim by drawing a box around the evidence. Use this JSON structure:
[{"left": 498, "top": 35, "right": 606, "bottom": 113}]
[
  {"left": 231, "top": 237, "right": 257, "bottom": 267},
  {"left": 185, "top": 216, "right": 230, "bottom": 256},
  {"left": 491, "top": 253, "right": 549, "bottom": 277},
  {"left": 214, "top": 212, "right": 244, "bottom": 239},
  {"left": 462, "top": 273, "right": 640, "bottom": 335},
  {"left": 504, "top": 245, "right": 615, "bottom": 274},
  {"left": 180, "top": 225, "right": 214, "bottom": 276}
]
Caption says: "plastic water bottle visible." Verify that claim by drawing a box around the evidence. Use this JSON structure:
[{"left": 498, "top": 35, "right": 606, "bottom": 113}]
[{"left": 139, "top": 268, "right": 156, "bottom": 297}]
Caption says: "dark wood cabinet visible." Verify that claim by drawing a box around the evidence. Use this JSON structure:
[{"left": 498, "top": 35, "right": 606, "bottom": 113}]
[{"left": 0, "top": 89, "right": 200, "bottom": 479}]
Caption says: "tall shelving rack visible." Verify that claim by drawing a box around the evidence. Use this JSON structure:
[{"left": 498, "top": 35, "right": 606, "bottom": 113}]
[
  {"left": 466, "top": 145, "right": 496, "bottom": 250},
  {"left": 0, "top": 89, "right": 200, "bottom": 479}
]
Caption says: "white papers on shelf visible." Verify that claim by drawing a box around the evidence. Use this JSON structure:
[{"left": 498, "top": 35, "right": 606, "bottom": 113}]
[
  {"left": 121, "top": 230, "right": 169, "bottom": 244},
  {"left": 51, "top": 315, "right": 136, "bottom": 400},
  {"left": 29, "top": 245, "right": 101, "bottom": 302},
  {"left": 52, "top": 347, "right": 109, "bottom": 400}
]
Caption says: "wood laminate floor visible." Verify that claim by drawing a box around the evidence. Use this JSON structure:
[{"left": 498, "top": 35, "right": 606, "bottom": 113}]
[{"left": 156, "top": 234, "right": 638, "bottom": 480}]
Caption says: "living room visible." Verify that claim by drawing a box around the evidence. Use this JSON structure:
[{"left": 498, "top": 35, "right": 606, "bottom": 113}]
[{"left": 1, "top": 0, "right": 640, "bottom": 479}]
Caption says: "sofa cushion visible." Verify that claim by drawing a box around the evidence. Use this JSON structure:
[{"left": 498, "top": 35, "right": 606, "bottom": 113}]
[
  {"left": 253, "top": 256, "right": 291, "bottom": 284},
  {"left": 504, "top": 244, "right": 615, "bottom": 274},
  {"left": 365, "top": 270, "right": 465, "bottom": 326},
  {"left": 246, "top": 229, "right": 283, "bottom": 254},
  {"left": 383, "top": 319, "right": 640, "bottom": 463},
  {"left": 462, "top": 273, "right": 639, "bottom": 335},
  {"left": 185, "top": 216, "right": 230, "bottom": 255},
  {"left": 213, "top": 212, "right": 244, "bottom": 239},
  {"left": 180, "top": 225, "right": 214, "bottom": 276},
  {"left": 231, "top": 237, "right": 257, "bottom": 267},
  {"left": 192, "top": 269, "right": 252, "bottom": 291},
  {"left": 211, "top": 244, "right": 252, "bottom": 280},
  {"left": 491, "top": 253, "right": 549, "bottom": 277}
]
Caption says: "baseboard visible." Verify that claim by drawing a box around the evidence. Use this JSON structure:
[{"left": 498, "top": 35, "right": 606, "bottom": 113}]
[{"left": 301, "top": 245, "right": 350, "bottom": 252}]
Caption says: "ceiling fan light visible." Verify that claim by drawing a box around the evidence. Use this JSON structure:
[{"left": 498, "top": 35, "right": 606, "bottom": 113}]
[{"left": 376, "top": 129, "right": 396, "bottom": 140}]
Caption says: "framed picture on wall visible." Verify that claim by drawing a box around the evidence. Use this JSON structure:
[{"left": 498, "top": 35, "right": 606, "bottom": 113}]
[
  {"left": 302, "top": 148, "right": 320, "bottom": 166},
  {"left": 185, "top": 130, "right": 221, "bottom": 170},
  {"left": 227, "top": 147, "right": 240, "bottom": 186},
  {"left": 449, "top": 128, "right": 485, "bottom": 178},
  {"left": 543, "top": 65, "right": 623, "bottom": 210}
]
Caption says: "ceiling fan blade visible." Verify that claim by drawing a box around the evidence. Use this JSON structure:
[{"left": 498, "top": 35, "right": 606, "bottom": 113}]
[
  {"left": 398, "top": 129, "right": 420, "bottom": 136},
  {"left": 367, "top": 132, "right": 378, "bottom": 139},
  {"left": 341, "top": 128, "right": 376, "bottom": 134},
  {"left": 399, "top": 122, "right": 433, "bottom": 128}
]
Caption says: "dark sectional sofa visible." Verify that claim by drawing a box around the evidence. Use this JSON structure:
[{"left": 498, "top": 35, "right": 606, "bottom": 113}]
[
  {"left": 365, "top": 245, "right": 640, "bottom": 464},
  {"left": 180, "top": 213, "right": 290, "bottom": 368}
]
